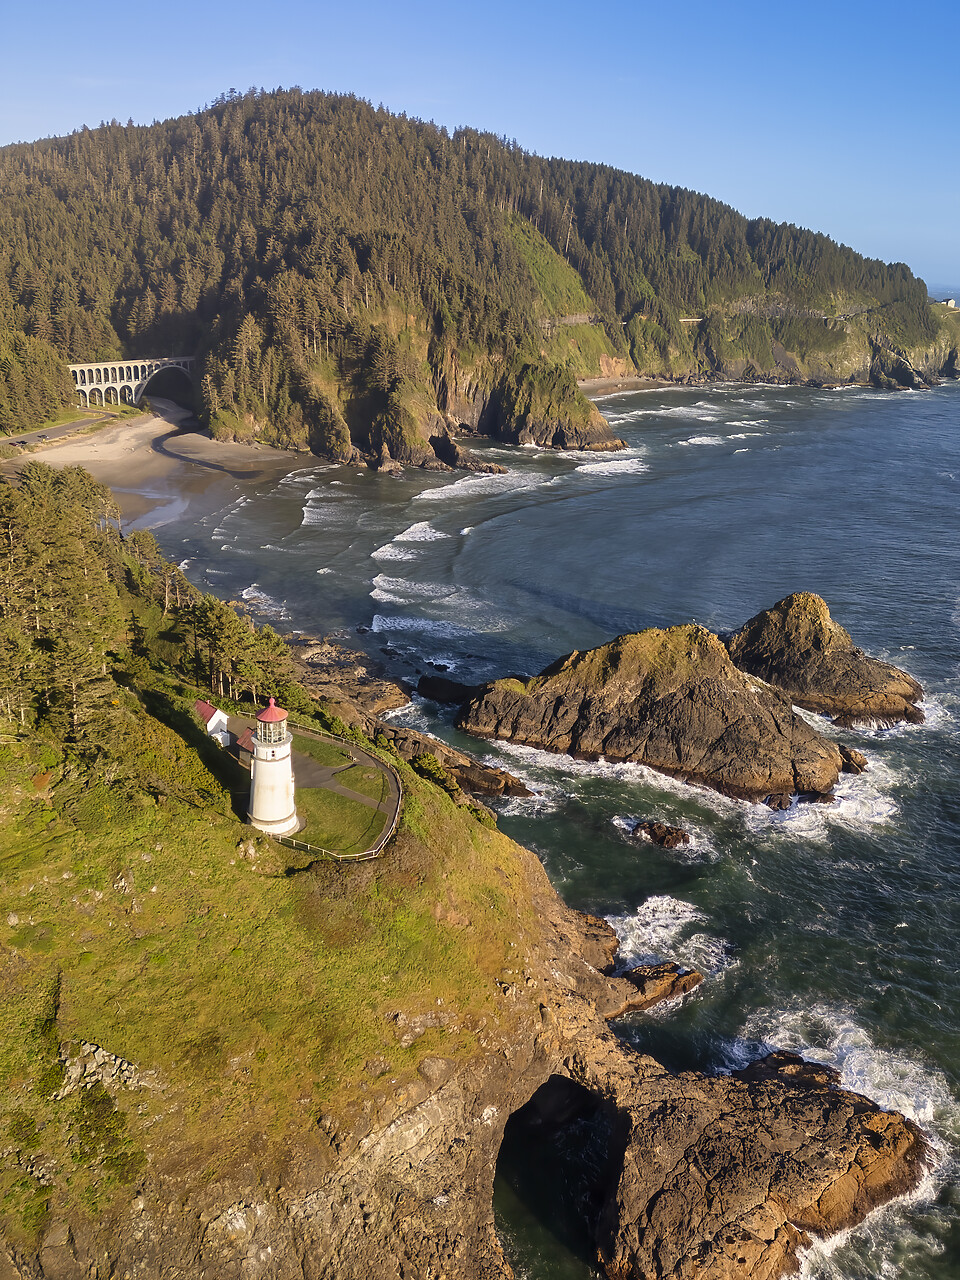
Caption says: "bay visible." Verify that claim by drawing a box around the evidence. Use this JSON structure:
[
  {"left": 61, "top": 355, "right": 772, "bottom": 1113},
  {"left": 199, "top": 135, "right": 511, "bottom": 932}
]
[{"left": 147, "top": 381, "right": 960, "bottom": 1279}]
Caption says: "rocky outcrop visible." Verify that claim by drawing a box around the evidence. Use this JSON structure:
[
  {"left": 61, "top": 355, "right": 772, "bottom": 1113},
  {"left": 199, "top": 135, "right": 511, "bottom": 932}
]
[
  {"left": 437, "top": 353, "right": 626, "bottom": 454},
  {"left": 290, "top": 639, "right": 410, "bottom": 716},
  {"left": 593, "top": 1049, "right": 927, "bottom": 1280},
  {"left": 371, "top": 716, "right": 531, "bottom": 798},
  {"left": 632, "top": 820, "right": 691, "bottom": 849},
  {"left": 726, "top": 592, "right": 924, "bottom": 727},
  {"left": 288, "top": 639, "right": 530, "bottom": 797},
  {"left": 457, "top": 624, "right": 845, "bottom": 802}
]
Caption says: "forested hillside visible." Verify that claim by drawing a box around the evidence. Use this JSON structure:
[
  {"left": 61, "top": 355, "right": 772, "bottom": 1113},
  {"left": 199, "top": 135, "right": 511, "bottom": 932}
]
[
  {"left": 0, "top": 87, "right": 956, "bottom": 452},
  {"left": 0, "top": 463, "right": 308, "bottom": 741}
]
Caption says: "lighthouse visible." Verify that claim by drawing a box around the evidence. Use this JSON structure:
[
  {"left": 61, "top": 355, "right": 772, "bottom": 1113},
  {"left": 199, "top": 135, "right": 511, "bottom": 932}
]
[{"left": 247, "top": 697, "right": 299, "bottom": 836}]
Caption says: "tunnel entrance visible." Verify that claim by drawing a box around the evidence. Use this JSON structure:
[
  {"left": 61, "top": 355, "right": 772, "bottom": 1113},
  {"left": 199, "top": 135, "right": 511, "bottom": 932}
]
[
  {"left": 493, "top": 1076, "right": 613, "bottom": 1278},
  {"left": 141, "top": 364, "right": 195, "bottom": 411}
]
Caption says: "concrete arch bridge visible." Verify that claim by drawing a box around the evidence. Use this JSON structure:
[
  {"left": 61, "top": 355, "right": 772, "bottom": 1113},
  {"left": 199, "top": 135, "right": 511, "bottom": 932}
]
[{"left": 69, "top": 357, "right": 195, "bottom": 408}]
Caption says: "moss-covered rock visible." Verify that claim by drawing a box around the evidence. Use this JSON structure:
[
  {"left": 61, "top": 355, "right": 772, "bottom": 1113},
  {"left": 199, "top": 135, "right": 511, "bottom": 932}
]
[
  {"left": 457, "top": 624, "right": 844, "bottom": 801},
  {"left": 726, "top": 591, "right": 924, "bottom": 726}
]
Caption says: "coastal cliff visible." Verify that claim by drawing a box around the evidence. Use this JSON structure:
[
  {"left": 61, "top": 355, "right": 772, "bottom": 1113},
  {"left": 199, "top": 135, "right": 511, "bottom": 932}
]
[
  {"left": 0, "top": 473, "right": 931, "bottom": 1278},
  {"left": 2, "top": 88, "right": 957, "bottom": 453},
  {"left": 0, "top": 746, "right": 927, "bottom": 1280}
]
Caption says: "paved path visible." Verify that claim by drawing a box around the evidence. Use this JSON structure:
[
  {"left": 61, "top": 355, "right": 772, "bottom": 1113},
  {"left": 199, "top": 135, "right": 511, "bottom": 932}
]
[{"left": 226, "top": 714, "right": 401, "bottom": 842}]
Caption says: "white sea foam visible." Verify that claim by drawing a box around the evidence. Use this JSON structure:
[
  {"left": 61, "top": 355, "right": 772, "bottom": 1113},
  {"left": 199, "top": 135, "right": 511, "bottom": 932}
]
[
  {"left": 574, "top": 456, "right": 650, "bottom": 477},
  {"left": 488, "top": 740, "right": 742, "bottom": 814},
  {"left": 370, "top": 575, "right": 455, "bottom": 601},
  {"left": 606, "top": 895, "right": 733, "bottom": 978},
  {"left": 721, "top": 1002, "right": 958, "bottom": 1136},
  {"left": 371, "top": 543, "right": 420, "bottom": 562},
  {"left": 460, "top": 526, "right": 474, "bottom": 535},
  {"left": 371, "top": 614, "right": 478, "bottom": 640},
  {"left": 413, "top": 470, "right": 548, "bottom": 502},
  {"left": 302, "top": 501, "right": 355, "bottom": 527},
  {"left": 678, "top": 434, "right": 725, "bottom": 447},
  {"left": 741, "top": 756, "right": 901, "bottom": 842},
  {"left": 655, "top": 403, "right": 724, "bottom": 422},
  {"left": 240, "top": 584, "right": 288, "bottom": 619},
  {"left": 315, "top": 568, "right": 333, "bottom": 575},
  {"left": 396, "top": 520, "right": 451, "bottom": 542}
]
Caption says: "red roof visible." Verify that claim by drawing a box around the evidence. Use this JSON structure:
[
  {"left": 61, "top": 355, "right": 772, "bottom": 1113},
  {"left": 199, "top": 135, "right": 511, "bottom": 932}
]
[
  {"left": 236, "top": 728, "right": 255, "bottom": 752},
  {"left": 195, "top": 699, "right": 218, "bottom": 724},
  {"left": 256, "top": 696, "right": 288, "bottom": 723}
]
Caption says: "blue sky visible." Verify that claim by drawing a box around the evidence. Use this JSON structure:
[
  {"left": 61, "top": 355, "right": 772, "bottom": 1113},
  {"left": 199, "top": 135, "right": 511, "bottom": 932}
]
[{"left": 4, "top": 0, "right": 959, "bottom": 287}]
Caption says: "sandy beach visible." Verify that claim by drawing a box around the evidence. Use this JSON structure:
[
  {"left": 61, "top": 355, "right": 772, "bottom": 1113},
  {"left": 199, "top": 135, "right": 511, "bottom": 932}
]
[{"left": 3, "top": 399, "right": 306, "bottom": 527}]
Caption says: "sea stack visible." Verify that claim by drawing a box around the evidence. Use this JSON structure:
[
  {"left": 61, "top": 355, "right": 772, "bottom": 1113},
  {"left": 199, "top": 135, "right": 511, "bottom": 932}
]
[
  {"left": 725, "top": 592, "right": 924, "bottom": 726},
  {"left": 457, "top": 624, "right": 844, "bottom": 802}
]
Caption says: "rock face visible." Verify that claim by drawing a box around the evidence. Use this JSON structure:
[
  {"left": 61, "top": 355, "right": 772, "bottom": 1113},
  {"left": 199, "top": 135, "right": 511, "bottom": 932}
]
[
  {"left": 595, "top": 1050, "right": 928, "bottom": 1280},
  {"left": 5, "top": 856, "right": 926, "bottom": 1280},
  {"left": 457, "top": 625, "right": 845, "bottom": 801},
  {"left": 726, "top": 592, "right": 924, "bottom": 727}
]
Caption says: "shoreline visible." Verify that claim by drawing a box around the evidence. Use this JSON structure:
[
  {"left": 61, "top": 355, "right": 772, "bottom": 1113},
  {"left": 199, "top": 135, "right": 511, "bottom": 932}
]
[{"left": 2, "top": 400, "right": 307, "bottom": 526}]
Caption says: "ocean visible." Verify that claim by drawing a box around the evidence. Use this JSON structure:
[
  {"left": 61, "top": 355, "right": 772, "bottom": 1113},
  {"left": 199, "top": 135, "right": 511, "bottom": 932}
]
[{"left": 145, "top": 380, "right": 960, "bottom": 1278}]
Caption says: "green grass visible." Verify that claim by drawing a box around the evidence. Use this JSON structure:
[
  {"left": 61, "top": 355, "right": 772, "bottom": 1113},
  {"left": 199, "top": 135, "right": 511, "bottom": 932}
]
[
  {"left": 508, "top": 216, "right": 592, "bottom": 317},
  {"left": 295, "top": 786, "right": 387, "bottom": 855},
  {"left": 0, "top": 708, "right": 541, "bottom": 1243},
  {"left": 334, "top": 764, "right": 388, "bottom": 804},
  {"left": 291, "top": 734, "right": 351, "bottom": 768}
]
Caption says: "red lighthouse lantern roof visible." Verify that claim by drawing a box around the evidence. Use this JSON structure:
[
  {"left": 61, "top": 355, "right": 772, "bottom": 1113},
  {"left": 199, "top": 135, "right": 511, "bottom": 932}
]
[{"left": 256, "top": 697, "right": 288, "bottom": 723}]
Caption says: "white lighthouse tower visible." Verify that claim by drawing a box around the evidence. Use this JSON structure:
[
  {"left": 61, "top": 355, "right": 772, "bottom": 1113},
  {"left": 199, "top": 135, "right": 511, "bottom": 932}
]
[{"left": 247, "top": 698, "right": 299, "bottom": 836}]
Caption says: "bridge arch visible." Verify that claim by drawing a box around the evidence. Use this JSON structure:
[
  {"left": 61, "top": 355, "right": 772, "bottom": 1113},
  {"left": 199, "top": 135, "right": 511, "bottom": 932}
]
[{"left": 67, "top": 356, "right": 196, "bottom": 409}]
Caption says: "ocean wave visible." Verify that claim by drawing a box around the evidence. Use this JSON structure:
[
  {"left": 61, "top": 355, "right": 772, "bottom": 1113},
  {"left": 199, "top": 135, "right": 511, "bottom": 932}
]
[
  {"left": 370, "top": 575, "right": 455, "bottom": 601},
  {"left": 485, "top": 740, "right": 743, "bottom": 813},
  {"left": 315, "top": 567, "right": 333, "bottom": 575},
  {"left": 606, "top": 895, "right": 734, "bottom": 978},
  {"left": 413, "top": 471, "right": 548, "bottom": 502},
  {"left": 655, "top": 403, "right": 724, "bottom": 422},
  {"left": 720, "top": 1001, "right": 959, "bottom": 1137},
  {"left": 574, "top": 456, "right": 650, "bottom": 477},
  {"left": 396, "top": 520, "right": 452, "bottom": 542},
  {"left": 677, "top": 434, "right": 726, "bottom": 447},
  {"left": 301, "top": 501, "right": 359, "bottom": 527},
  {"left": 742, "top": 757, "right": 901, "bottom": 840},
  {"left": 371, "top": 543, "right": 420, "bottom": 562},
  {"left": 371, "top": 614, "right": 479, "bottom": 640},
  {"left": 240, "top": 584, "right": 289, "bottom": 619}
]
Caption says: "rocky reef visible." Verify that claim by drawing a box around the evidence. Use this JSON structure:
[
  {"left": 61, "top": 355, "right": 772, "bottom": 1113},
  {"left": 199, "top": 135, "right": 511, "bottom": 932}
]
[
  {"left": 457, "top": 624, "right": 846, "bottom": 802},
  {"left": 726, "top": 591, "right": 924, "bottom": 727}
]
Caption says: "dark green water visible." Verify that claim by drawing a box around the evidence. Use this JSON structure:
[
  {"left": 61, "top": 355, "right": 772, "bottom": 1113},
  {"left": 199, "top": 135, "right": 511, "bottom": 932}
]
[{"left": 147, "top": 381, "right": 960, "bottom": 1278}]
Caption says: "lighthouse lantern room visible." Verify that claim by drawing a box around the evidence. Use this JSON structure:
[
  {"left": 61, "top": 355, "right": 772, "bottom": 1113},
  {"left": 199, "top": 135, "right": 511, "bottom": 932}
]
[{"left": 247, "top": 697, "right": 299, "bottom": 836}]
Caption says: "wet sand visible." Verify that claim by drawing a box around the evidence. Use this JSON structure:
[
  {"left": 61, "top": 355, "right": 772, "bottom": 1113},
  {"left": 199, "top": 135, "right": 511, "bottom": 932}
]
[{"left": 3, "top": 400, "right": 306, "bottom": 527}]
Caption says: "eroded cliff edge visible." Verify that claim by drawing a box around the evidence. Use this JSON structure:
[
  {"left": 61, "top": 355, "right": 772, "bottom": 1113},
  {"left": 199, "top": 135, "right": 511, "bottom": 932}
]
[{"left": 2, "top": 746, "right": 927, "bottom": 1280}]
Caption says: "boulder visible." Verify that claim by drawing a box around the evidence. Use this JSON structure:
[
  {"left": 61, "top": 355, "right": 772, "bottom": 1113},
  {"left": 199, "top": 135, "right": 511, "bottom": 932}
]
[
  {"left": 457, "top": 624, "right": 844, "bottom": 802},
  {"left": 632, "top": 820, "right": 690, "bottom": 849},
  {"left": 726, "top": 592, "right": 924, "bottom": 727}
]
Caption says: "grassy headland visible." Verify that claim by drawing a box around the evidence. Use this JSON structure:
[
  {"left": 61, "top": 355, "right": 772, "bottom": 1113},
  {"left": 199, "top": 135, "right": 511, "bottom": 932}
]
[{"left": 0, "top": 462, "right": 543, "bottom": 1248}]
